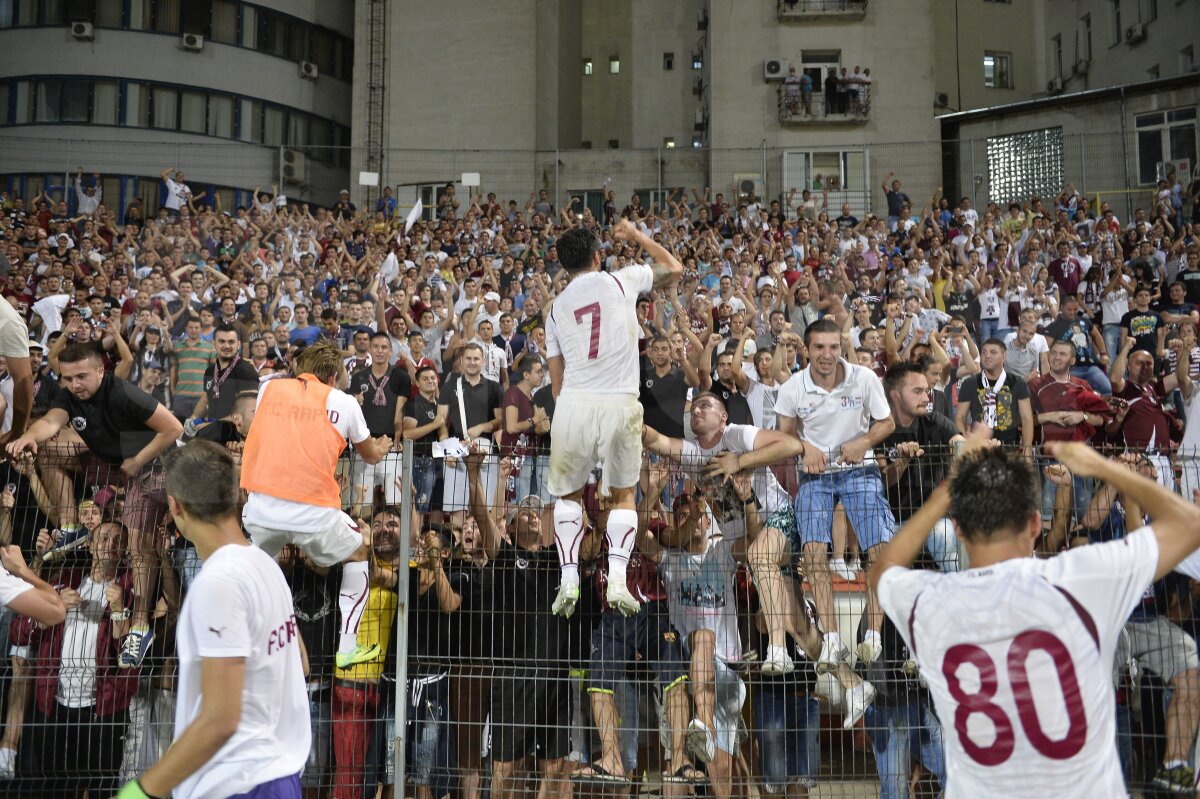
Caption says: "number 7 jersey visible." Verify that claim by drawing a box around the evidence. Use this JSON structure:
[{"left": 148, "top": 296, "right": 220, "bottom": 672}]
[
  {"left": 877, "top": 530, "right": 1160, "bottom": 798},
  {"left": 545, "top": 264, "right": 653, "bottom": 397}
]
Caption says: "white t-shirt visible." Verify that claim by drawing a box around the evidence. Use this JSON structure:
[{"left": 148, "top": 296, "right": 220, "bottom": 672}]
[
  {"left": 774, "top": 359, "right": 891, "bottom": 464},
  {"left": 57, "top": 576, "right": 108, "bottom": 708},
  {"left": 877, "top": 531, "right": 1159, "bottom": 799},
  {"left": 163, "top": 178, "right": 192, "bottom": 211},
  {"left": 0, "top": 564, "right": 31, "bottom": 608},
  {"left": 545, "top": 264, "right": 654, "bottom": 397},
  {"left": 242, "top": 381, "right": 370, "bottom": 532},
  {"left": 679, "top": 424, "right": 791, "bottom": 515},
  {"left": 173, "top": 544, "right": 310, "bottom": 799},
  {"left": 660, "top": 536, "right": 742, "bottom": 664},
  {"left": 1181, "top": 387, "right": 1200, "bottom": 457},
  {"left": 0, "top": 300, "right": 30, "bottom": 359}
]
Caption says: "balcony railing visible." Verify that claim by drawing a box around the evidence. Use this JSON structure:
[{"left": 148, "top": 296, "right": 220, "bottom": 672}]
[
  {"left": 777, "top": 0, "right": 868, "bottom": 21},
  {"left": 777, "top": 84, "right": 869, "bottom": 125}
]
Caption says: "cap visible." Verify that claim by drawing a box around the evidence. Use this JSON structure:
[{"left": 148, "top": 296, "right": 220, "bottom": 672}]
[
  {"left": 506, "top": 495, "right": 544, "bottom": 527},
  {"left": 484, "top": 291, "right": 501, "bottom": 303},
  {"left": 340, "top": 189, "right": 350, "bottom": 195},
  {"left": 146, "top": 325, "right": 162, "bottom": 336},
  {"left": 144, "top": 358, "right": 165, "bottom": 371},
  {"left": 727, "top": 297, "right": 746, "bottom": 313},
  {"left": 27, "top": 339, "right": 43, "bottom": 351}
]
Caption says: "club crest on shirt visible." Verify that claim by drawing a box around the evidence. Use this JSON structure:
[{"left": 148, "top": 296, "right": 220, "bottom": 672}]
[
  {"left": 71, "top": 416, "right": 87, "bottom": 431},
  {"left": 840, "top": 396, "right": 863, "bottom": 410}
]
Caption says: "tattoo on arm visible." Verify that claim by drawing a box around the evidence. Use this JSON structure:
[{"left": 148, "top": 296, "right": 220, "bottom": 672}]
[{"left": 651, "top": 262, "right": 675, "bottom": 288}]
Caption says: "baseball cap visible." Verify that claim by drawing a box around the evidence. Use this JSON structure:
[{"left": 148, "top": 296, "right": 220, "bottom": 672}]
[
  {"left": 505, "top": 495, "right": 544, "bottom": 528},
  {"left": 727, "top": 297, "right": 746, "bottom": 313},
  {"left": 484, "top": 291, "right": 501, "bottom": 303},
  {"left": 340, "top": 189, "right": 350, "bottom": 195},
  {"left": 27, "top": 339, "right": 43, "bottom": 352},
  {"left": 144, "top": 358, "right": 165, "bottom": 371}
]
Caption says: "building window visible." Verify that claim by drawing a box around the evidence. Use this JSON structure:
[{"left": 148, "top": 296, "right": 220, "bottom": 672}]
[
  {"left": 1110, "top": 0, "right": 1122, "bottom": 45},
  {"left": 1182, "top": 45, "right": 1195, "bottom": 74},
  {"left": 1142, "top": 0, "right": 1157, "bottom": 22},
  {"left": 609, "top": 56, "right": 620, "bottom": 74},
  {"left": 608, "top": 138, "right": 619, "bottom": 148},
  {"left": 984, "top": 51, "right": 1012, "bottom": 88},
  {"left": 582, "top": 58, "right": 593, "bottom": 76},
  {"left": 663, "top": 52, "right": 674, "bottom": 70},
  {"left": 987, "top": 127, "right": 1064, "bottom": 204},
  {"left": 663, "top": 137, "right": 676, "bottom": 148},
  {"left": 1135, "top": 108, "right": 1197, "bottom": 184},
  {"left": 1079, "top": 14, "right": 1092, "bottom": 62},
  {"left": 151, "top": 85, "right": 178, "bottom": 130},
  {"left": 692, "top": 53, "right": 703, "bottom": 70},
  {"left": 1052, "top": 35, "right": 1063, "bottom": 78}
]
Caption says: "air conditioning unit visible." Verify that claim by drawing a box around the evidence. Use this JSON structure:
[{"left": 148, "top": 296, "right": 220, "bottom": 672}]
[
  {"left": 1046, "top": 77, "right": 1064, "bottom": 94},
  {"left": 1125, "top": 23, "right": 1146, "bottom": 44},
  {"left": 181, "top": 32, "right": 204, "bottom": 51},
  {"left": 299, "top": 60, "right": 319, "bottom": 80},
  {"left": 71, "top": 21, "right": 94, "bottom": 40},
  {"left": 281, "top": 148, "right": 308, "bottom": 185},
  {"left": 694, "top": 107, "right": 708, "bottom": 133},
  {"left": 733, "top": 173, "right": 764, "bottom": 203},
  {"left": 692, "top": 76, "right": 704, "bottom": 97},
  {"left": 1073, "top": 59, "right": 1090, "bottom": 76},
  {"left": 763, "top": 58, "right": 787, "bottom": 81}
]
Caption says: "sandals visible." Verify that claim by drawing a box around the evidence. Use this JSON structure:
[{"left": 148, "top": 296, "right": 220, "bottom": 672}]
[
  {"left": 571, "top": 764, "right": 632, "bottom": 784},
  {"left": 662, "top": 764, "right": 707, "bottom": 784}
]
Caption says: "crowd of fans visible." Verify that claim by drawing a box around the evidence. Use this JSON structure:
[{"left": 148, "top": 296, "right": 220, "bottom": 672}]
[{"left": 0, "top": 163, "right": 1196, "bottom": 798}]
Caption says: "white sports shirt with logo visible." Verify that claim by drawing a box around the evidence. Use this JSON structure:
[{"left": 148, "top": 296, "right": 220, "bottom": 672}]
[
  {"left": 877, "top": 530, "right": 1159, "bottom": 798},
  {"left": 545, "top": 264, "right": 654, "bottom": 397}
]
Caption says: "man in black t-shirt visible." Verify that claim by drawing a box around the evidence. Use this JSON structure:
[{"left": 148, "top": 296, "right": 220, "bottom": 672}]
[
  {"left": 640, "top": 335, "right": 699, "bottom": 439},
  {"left": 881, "top": 363, "right": 963, "bottom": 571},
  {"left": 404, "top": 366, "right": 447, "bottom": 515},
  {"left": 438, "top": 343, "right": 502, "bottom": 522},
  {"left": 347, "top": 333, "right": 410, "bottom": 511},
  {"left": 955, "top": 339, "right": 1033, "bottom": 454},
  {"left": 191, "top": 323, "right": 259, "bottom": 421},
  {"left": 7, "top": 343, "right": 183, "bottom": 669}
]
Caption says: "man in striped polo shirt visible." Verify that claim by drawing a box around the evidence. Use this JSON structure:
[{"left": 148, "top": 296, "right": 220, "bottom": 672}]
[{"left": 170, "top": 317, "right": 212, "bottom": 419}]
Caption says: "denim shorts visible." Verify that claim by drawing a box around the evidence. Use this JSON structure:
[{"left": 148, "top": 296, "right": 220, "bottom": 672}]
[
  {"left": 301, "top": 690, "right": 331, "bottom": 788},
  {"left": 795, "top": 465, "right": 896, "bottom": 550},
  {"left": 412, "top": 455, "right": 442, "bottom": 514}
]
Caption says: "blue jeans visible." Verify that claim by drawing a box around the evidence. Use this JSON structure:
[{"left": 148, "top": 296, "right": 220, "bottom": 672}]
[
  {"left": 865, "top": 702, "right": 946, "bottom": 799},
  {"left": 1103, "top": 324, "right": 1122, "bottom": 368},
  {"left": 796, "top": 465, "right": 896, "bottom": 550},
  {"left": 978, "top": 318, "right": 999, "bottom": 343},
  {"left": 411, "top": 455, "right": 441, "bottom": 513},
  {"left": 516, "top": 453, "right": 554, "bottom": 503},
  {"left": 1071, "top": 364, "right": 1112, "bottom": 395},
  {"left": 753, "top": 684, "right": 820, "bottom": 791},
  {"left": 924, "top": 517, "right": 960, "bottom": 572},
  {"left": 1041, "top": 471, "right": 1094, "bottom": 527}
]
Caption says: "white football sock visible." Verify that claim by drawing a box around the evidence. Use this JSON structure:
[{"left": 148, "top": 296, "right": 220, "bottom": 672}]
[
  {"left": 554, "top": 498, "right": 585, "bottom": 584},
  {"left": 337, "top": 559, "right": 370, "bottom": 654},
  {"left": 606, "top": 508, "right": 639, "bottom": 588}
]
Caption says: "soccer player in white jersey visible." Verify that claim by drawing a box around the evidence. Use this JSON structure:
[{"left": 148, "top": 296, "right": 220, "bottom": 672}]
[
  {"left": 870, "top": 430, "right": 1200, "bottom": 798},
  {"left": 118, "top": 440, "right": 309, "bottom": 799},
  {"left": 546, "top": 219, "right": 683, "bottom": 617}
]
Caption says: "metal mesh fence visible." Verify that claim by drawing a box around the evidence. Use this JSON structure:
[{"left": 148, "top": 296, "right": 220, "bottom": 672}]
[{"left": 0, "top": 438, "right": 1197, "bottom": 797}]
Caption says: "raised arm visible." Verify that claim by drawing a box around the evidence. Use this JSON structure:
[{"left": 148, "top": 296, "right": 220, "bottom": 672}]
[{"left": 612, "top": 219, "right": 683, "bottom": 289}]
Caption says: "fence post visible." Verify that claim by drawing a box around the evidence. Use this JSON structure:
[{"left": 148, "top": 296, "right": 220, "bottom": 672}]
[
  {"left": 1078, "top": 132, "right": 1087, "bottom": 194},
  {"left": 277, "top": 145, "right": 285, "bottom": 201},
  {"left": 760, "top": 139, "right": 768, "bottom": 199},
  {"left": 970, "top": 140, "right": 978, "bottom": 208},
  {"left": 392, "top": 440, "right": 415, "bottom": 794},
  {"left": 657, "top": 147, "right": 662, "bottom": 204},
  {"left": 554, "top": 149, "right": 561, "bottom": 221}
]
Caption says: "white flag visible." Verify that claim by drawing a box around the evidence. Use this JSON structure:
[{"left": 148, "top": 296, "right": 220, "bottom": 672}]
[
  {"left": 380, "top": 251, "right": 399, "bottom": 284},
  {"left": 404, "top": 199, "right": 423, "bottom": 234}
]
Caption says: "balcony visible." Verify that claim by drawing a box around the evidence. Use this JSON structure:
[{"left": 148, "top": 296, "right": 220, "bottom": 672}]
[
  {"left": 777, "top": 0, "right": 868, "bottom": 22},
  {"left": 777, "top": 85, "right": 869, "bottom": 125}
]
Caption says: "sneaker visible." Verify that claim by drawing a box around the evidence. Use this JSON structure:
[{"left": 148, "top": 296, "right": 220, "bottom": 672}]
[
  {"left": 686, "top": 719, "right": 716, "bottom": 764},
  {"left": 336, "top": 643, "right": 381, "bottom": 670},
  {"left": 830, "top": 558, "right": 857, "bottom": 581},
  {"left": 847, "top": 557, "right": 863, "bottom": 574},
  {"left": 606, "top": 584, "right": 641, "bottom": 617},
  {"left": 857, "top": 631, "right": 883, "bottom": 664},
  {"left": 42, "top": 527, "right": 89, "bottom": 563},
  {"left": 762, "top": 645, "right": 795, "bottom": 676},
  {"left": 1153, "top": 764, "right": 1197, "bottom": 793},
  {"left": 0, "top": 747, "right": 15, "bottom": 779},
  {"left": 118, "top": 627, "right": 155, "bottom": 669},
  {"left": 816, "top": 634, "right": 847, "bottom": 675},
  {"left": 843, "top": 680, "right": 876, "bottom": 730},
  {"left": 551, "top": 581, "right": 581, "bottom": 618}
]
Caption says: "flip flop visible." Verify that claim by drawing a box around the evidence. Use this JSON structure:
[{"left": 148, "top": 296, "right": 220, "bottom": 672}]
[
  {"left": 663, "top": 764, "right": 707, "bottom": 784},
  {"left": 571, "top": 764, "right": 632, "bottom": 784}
]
